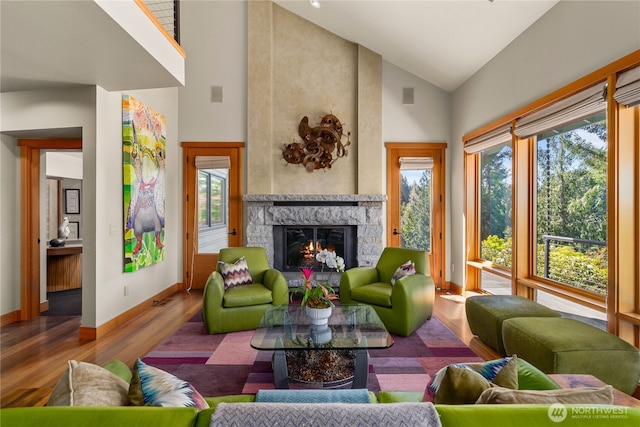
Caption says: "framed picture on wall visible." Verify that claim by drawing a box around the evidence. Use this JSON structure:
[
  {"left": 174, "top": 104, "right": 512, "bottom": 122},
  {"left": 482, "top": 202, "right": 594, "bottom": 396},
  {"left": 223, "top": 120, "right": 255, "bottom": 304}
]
[
  {"left": 65, "top": 189, "right": 80, "bottom": 214},
  {"left": 68, "top": 221, "right": 79, "bottom": 239}
]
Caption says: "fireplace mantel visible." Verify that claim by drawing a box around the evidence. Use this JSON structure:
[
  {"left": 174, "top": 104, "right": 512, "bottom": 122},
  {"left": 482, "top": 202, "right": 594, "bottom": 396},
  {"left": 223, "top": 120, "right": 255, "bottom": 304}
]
[
  {"left": 243, "top": 194, "right": 386, "bottom": 268},
  {"left": 243, "top": 194, "right": 387, "bottom": 203}
]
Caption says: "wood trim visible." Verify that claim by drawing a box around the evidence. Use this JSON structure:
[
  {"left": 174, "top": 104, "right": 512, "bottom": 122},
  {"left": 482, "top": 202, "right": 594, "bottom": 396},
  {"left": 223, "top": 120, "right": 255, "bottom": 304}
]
[
  {"left": 17, "top": 139, "right": 82, "bottom": 149},
  {"left": 20, "top": 145, "right": 40, "bottom": 320},
  {"left": 40, "top": 301, "right": 49, "bottom": 313},
  {"left": 0, "top": 310, "right": 20, "bottom": 327},
  {"left": 79, "top": 283, "right": 181, "bottom": 341},
  {"left": 463, "top": 49, "right": 640, "bottom": 143},
  {"left": 19, "top": 139, "right": 82, "bottom": 321},
  {"left": 134, "top": 0, "right": 186, "bottom": 58}
]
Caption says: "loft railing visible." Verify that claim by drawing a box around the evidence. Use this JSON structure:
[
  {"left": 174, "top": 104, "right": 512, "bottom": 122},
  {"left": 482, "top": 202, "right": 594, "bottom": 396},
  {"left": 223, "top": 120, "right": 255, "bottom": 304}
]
[
  {"left": 142, "top": 0, "right": 180, "bottom": 44},
  {"left": 541, "top": 234, "right": 607, "bottom": 295}
]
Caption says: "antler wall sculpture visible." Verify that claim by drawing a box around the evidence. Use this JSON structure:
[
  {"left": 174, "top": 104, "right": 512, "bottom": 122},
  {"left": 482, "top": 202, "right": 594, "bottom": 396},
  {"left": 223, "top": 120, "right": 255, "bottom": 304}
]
[{"left": 282, "top": 114, "right": 351, "bottom": 172}]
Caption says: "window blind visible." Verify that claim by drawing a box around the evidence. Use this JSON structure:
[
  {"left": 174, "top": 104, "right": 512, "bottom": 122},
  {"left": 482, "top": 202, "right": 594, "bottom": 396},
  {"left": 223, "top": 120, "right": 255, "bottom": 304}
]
[
  {"left": 513, "top": 83, "right": 606, "bottom": 139},
  {"left": 194, "top": 156, "right": 230, "bottom": 170},
  {"left": 614, "top": 65, "right": 640, "bottom": 107},
  {"left": 463, "top": 124, "right": 512, "bottom": 154},
  {"left": 399, "top": 157, "right": 434, "bottom": 170}
]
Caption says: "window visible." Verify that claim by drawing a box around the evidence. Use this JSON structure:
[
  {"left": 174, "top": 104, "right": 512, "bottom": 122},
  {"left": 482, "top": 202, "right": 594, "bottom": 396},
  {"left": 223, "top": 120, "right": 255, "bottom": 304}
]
[
  {"left": 480, "top": 142, "right": 512, "bottom": 268},
  {"left": 198, "top": 170, "right": 226, "bottom": 228},
  {"left": 465, "top": 54, "right": 640, "bottom": 345},
  {"left": 534, "top": 113, "right": 607, "bottom": 296},
  {"left": 401, "top": 168, "right": 432, "bottom": 251}
]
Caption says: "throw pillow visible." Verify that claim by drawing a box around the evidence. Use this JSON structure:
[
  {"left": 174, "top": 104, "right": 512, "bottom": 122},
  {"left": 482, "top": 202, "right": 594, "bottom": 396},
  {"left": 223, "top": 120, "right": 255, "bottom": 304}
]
[
  {"left": 391, "top": 260, "right": 416, "bottom": 285},
  {"left": 425, "top": 356, "right": 518, "bottom": 403},
  {"left": 128, "top": 359, "right": 209, "bottom": 409},
  {"left": 47, "top": 360, "right": 130, "bottom": 406},
  {"left": 218, "top": 256, "right": 253, "bottom": 289},
  {"left": 476, "top": 385, "right": 614, "bottom": 405},
  {"left": 434, "top": 366, "right": 492, "bottom": 404}
]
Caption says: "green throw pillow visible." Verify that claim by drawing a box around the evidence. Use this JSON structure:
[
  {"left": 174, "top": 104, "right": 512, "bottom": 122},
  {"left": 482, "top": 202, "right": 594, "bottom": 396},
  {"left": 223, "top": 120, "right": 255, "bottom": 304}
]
[
  {"left": 435, "top": 367, "right": 492, "bottom": 404},
  {"left": 426, "top": 356, "right": 519, "bottom": 404},
  {"left": 516, "top": 358, "right": 561, "bottom": 390}
]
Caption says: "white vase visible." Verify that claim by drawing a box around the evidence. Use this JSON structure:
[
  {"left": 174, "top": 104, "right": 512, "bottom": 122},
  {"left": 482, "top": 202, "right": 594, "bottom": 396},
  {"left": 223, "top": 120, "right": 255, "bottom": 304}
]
[
  {"left": 305, "top": 305, "right": 332, "bottom": 326},
  {"left": 309, "top": 323, "right": 332, "bottom": 344}
]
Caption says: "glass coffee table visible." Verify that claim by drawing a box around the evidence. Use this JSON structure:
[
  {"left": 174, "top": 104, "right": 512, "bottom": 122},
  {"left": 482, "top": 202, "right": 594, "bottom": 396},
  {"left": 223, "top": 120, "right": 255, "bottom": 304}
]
[{"left": 250, "top": 304, "right": 393, "bottom": 389}]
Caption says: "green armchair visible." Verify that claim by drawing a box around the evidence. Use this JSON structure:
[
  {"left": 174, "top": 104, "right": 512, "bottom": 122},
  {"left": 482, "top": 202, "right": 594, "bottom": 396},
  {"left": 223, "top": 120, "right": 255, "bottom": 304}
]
[
  {"left": 339, "top": 247, "right": 435, "bottom": 336},
  {"left": 203, "top": 247, "right": 289, "bottom": 334}
]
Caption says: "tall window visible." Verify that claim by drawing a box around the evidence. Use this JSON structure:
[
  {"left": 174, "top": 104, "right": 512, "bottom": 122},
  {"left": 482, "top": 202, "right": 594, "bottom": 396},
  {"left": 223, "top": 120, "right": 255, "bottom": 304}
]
[
  {"left": 198, "top": 170, "right": 226, "bottom": 228},
  {"left": 534, "top": 113, "right": 607, "bottom": 296},
  {"left": 480, "top": 142, "right": 512, "bottom": 268},
  {"left": 401, "top": 168, "right": 432, "bottom": 251}
]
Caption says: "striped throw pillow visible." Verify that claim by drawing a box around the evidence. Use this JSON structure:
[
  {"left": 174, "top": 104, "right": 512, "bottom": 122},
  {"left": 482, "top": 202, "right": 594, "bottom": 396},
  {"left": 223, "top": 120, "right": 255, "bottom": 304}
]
[{"left": 218, "top": 256, "right": 254, "bottom": 289}]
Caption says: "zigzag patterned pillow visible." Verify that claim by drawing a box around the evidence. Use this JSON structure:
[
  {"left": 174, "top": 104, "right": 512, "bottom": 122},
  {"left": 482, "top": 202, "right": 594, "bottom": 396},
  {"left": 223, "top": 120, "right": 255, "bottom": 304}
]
[
  {"left": 391, "top": 260, "right": 416, "bottom": 285},
  {"left": 128, "top": 359, "right": 209, "bottom": 409},
  {"left": 218, "top": 256, "right": 253, "bottom": 289}
]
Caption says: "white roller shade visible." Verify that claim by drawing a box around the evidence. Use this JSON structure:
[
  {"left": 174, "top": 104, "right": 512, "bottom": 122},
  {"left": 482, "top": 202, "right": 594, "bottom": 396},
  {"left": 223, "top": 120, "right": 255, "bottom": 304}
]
[
  {"left": 400, "top": 157, "right": 434, "bottom": 170},
  {"left": 464, "top": 124, "right": 512, "bottom": 154},
  {"left": 614, "top": 66, "right": 640, "bottom": 107},
  {"left": 514, "top": 84, "right": 606, "bottom": 139},
  {"left": 195, "top": 156, "right": 230, "bottom": 170}
]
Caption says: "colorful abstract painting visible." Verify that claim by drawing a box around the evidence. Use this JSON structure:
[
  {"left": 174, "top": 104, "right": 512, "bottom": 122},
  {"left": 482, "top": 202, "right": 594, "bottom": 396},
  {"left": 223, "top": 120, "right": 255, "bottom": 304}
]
[{"left": 122, "top": 95, "right": 166, "bottom": 272}]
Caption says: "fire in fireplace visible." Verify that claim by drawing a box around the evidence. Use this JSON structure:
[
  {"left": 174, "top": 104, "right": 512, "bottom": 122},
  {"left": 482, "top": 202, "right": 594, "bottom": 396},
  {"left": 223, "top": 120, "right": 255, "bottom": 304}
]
[{"left": 274, "top": 226, "right": 356, "bottom": 273}]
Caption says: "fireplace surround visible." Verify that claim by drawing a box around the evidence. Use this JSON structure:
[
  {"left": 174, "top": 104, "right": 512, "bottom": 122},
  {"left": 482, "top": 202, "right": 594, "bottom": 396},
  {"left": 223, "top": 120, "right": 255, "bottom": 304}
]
[{"left": 243, "top": 194, "right": 386, "bottom": 279}]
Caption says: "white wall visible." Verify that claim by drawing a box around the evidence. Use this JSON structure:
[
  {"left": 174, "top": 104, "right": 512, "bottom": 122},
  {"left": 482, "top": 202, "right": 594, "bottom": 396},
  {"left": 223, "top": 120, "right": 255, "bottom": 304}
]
[
  {"left": 382, "top": 61, "right": 452, "bottom": 277},
  {"left": 92, "top": 87, "right": 180, "bottom": 327},
  {"left": 178, "top": 0, "right": 247, "bottom": 142},
  {"left": 0, "top": 134, "right": 21, "bottom": 314},
  {"left": 0, "top": 86, "right": 96, "bottom": 318},
  {"left": 449, "top": 0, "right": 640, "bottom": 287},
  {"left": 0, "top": 86, "right": 180, "bottom": 329}
]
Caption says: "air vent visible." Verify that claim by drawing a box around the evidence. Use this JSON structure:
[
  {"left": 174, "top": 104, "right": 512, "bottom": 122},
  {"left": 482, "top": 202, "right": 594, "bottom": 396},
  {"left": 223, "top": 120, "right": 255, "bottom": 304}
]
[
  {"left": 403, "top": 87, "right": 414, "bottom": 105},
  {"left": 211, "top": 86, "right": 223, "bottom": 103}
]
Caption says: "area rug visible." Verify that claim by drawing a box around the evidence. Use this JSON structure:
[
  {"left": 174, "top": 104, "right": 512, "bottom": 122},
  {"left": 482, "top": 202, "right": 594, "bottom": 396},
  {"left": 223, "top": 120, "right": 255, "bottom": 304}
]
[{"left": 142, "top": 312, "right": 482, "bottom": 397}]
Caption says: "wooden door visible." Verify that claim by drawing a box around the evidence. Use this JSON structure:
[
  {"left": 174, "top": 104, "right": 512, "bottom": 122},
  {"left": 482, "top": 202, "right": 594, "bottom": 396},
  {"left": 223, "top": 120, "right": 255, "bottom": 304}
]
[
  {"left": 386, "top": 143, "right": 447, "bottom": 290},
  {"left": 182, "top": 142, "right": 243, "bottom": 289}
]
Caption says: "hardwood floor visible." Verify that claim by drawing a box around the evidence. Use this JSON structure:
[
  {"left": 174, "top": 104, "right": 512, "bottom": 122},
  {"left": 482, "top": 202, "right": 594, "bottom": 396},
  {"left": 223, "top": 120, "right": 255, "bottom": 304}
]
[
  {"left": 0, "top": 289, "right": 494, "bottom": 408},
  {"left": 1, "top": 290, "right": 203, "bottom": 408}
]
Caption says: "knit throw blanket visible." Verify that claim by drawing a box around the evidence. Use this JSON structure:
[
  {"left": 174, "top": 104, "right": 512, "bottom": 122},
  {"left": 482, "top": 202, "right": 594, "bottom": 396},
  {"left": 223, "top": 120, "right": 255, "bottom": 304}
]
[{"left": 209, "top": 402, "right": 442, "bottom": 427}]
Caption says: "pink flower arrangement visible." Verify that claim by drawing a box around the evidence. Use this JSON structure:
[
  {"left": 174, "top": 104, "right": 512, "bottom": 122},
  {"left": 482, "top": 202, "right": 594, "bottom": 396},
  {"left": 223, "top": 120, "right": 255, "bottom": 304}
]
[{"left": 294, "top": 266, "right": 337, "bottom": 309}]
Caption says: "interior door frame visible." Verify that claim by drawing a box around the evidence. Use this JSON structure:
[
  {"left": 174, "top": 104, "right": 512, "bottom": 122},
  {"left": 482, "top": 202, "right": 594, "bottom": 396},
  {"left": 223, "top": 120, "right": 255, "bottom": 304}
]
[
  {"left": 386, "top": 142, "right": 447, "bottom": 290},
  {"left": 19, "top": 138, "right": 83, "bottom": 320},
  {"left": 182, "top": 142, "right": 244, "bottom": 290}
]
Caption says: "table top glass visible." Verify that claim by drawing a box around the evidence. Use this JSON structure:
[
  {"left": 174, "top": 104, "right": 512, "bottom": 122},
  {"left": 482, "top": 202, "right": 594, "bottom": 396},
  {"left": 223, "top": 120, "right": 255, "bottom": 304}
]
[{"left": 250, "top": 304, "right": 394, "bottom": 351}]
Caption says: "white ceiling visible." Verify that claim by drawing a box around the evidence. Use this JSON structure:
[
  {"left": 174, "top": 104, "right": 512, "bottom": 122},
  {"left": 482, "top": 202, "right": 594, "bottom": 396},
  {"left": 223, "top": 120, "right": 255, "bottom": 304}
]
[
  {"left": 275, "top": 0, "right": 559, "bottom": 92},
  {"left": 0, "top": 0, "right": 558, "bottom": 96}
]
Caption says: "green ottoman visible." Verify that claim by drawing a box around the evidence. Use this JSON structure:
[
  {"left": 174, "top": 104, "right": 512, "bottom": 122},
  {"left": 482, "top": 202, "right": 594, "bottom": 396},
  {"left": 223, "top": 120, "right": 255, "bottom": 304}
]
[
  {"left": 465, "top": 295, "right": 561, "bottom": 355},
  {"left": 502, "top": 317, "right": 640, "bottom": 395}
]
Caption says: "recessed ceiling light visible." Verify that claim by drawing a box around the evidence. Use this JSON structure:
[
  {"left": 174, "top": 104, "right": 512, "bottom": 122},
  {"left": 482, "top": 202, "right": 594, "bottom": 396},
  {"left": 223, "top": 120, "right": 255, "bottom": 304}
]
[{"left": 310, "top": 0, "right": 321, "bottom": 9}]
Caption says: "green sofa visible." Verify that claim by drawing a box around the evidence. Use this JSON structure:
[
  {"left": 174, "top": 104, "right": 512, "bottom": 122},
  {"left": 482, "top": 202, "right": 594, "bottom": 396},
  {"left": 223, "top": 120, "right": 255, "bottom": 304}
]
[
  {"left": 3, "top": 358, "right": 638, "bottom": 427},
  {"left": 340, "top": 247, "right": 435, "bottom": 336},
  {"left": 202, "top": 247, "right": 289, "bottom": 334},
  {"left": 3, "top": 394, "right": 638, "bottom": 427}
]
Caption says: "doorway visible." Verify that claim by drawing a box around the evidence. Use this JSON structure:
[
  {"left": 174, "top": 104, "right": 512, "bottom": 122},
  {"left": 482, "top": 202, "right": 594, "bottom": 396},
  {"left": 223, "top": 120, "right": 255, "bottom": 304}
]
[
  {"left": 19, "top": 138, "right": 83, "bottom": 320},
  {"left": 182, "top": 142, "right": 244, "bottom": 290},
  {"left": 386, "top": 142, "right": 446, "bottom": 290}
]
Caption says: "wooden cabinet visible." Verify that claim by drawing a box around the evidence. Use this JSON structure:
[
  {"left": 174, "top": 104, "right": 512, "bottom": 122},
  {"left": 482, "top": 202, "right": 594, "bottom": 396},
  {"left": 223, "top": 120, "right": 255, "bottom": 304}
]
[{"left": 46, "top": 245, "right": 82, "bottom": 292}]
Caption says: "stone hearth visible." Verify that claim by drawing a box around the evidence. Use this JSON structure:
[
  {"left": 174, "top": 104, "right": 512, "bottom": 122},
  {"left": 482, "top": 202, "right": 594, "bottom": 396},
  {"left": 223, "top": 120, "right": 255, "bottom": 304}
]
[{"left": 244, "top": 195, "right": 386, "bottom": 271}]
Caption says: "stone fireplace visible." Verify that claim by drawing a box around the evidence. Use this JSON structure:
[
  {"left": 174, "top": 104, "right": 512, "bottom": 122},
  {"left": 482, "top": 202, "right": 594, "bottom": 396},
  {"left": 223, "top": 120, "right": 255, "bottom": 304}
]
[{"left": 244, "top": 194, "right": 386, "bottom": 281}]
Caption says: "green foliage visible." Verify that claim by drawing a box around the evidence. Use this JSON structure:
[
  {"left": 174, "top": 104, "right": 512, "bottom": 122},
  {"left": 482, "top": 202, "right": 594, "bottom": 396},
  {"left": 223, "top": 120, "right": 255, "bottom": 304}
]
[
  {"left": 401, "top": 170, "right": 431, "bottom": 250},
  {"left": 480, "top": 235, "right": 512, "bottom": 268},
  {"left": 481, "top": 235, "right": 607, "bottom": 296},
  {"left": 535, "top": 244, "right": 607, "bottom": 296}
]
